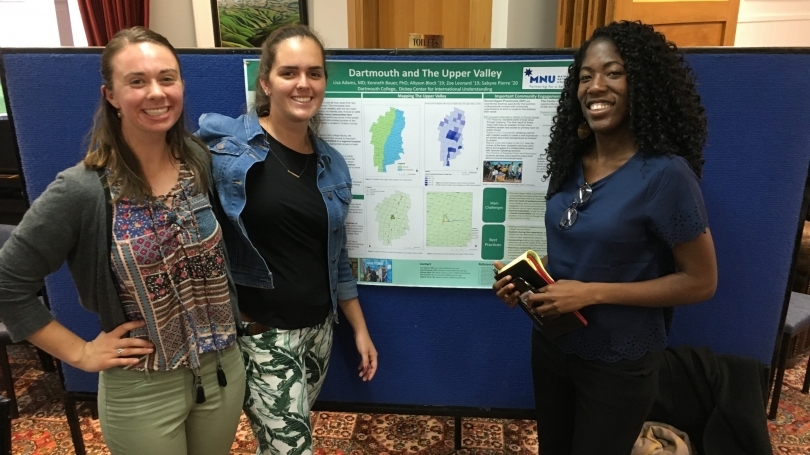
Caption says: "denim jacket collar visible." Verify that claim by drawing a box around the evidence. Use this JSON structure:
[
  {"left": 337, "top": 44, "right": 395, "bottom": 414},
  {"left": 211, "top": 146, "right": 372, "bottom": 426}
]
[
  {"left": 242, "top": 109, "right": 332, "bottom": 166},
  {"left": 242, "top": 109, "right": 265, "bottom": 144}
]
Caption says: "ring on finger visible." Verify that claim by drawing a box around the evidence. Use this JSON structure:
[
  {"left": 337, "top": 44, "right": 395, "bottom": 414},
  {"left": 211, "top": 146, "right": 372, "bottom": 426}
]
[{"left": 116, "top": 348, "right": 124, "bottom": 356}]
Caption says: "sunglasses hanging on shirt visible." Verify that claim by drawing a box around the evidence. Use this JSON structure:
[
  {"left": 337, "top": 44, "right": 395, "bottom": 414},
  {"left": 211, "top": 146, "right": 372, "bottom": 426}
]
[{"left": 559, "top": 183, "right": 592, "bottom": 230}]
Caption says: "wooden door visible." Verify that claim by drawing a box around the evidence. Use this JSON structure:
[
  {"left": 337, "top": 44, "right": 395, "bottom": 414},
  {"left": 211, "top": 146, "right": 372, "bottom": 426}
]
[
  {"left": 556, "top": 0, "right": 576, "bottom": 47},
  {"left": 348, "top": 0, "right": 493, "bottom": 48},
  {"left": 609, "top": 0, "right": 740, "bottom": 46},
  {"left": 571, "top": 0, "right": 591, "bottom": 47},
  {"left": 556, "top": 0, "right": 740, "bottom": 47}
]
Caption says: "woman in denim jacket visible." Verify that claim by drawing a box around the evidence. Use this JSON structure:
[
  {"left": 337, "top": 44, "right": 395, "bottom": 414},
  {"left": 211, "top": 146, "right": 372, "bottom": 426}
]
[{"left": 198, "top": 25, "right": 378, "bottom": 455}]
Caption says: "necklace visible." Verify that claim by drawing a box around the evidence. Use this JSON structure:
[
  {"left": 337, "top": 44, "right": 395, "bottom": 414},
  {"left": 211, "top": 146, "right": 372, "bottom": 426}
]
[
  {"left": 268, "top": 144, "right": 311, "bottom": 178},
  {"left": 260, "top": 117, "right": 313, "bottom": 178}
]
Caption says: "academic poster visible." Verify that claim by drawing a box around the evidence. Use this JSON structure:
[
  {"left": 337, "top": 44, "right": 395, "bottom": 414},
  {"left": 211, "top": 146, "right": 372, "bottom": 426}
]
[{"left": 244, "top": 58, "right": 572, "bottom": 288}]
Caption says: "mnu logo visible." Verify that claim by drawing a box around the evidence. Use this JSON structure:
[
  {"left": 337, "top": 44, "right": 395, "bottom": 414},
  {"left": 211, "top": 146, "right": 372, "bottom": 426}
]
[
  {"left": 522, "top": 67, "right": 568, "bottom": 90},
  {"left": 530, "top": 75, "right": 557, "bottom": 83}
]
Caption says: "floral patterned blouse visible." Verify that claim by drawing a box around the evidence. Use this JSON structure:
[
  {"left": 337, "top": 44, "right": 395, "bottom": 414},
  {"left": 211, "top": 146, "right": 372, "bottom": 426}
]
[{"left": 108, "top": 165, "right": 236, "bottom": 371}]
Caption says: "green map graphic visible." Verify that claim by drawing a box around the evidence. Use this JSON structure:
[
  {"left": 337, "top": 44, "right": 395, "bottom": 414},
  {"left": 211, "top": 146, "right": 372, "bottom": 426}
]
[
  {"left": 374, "top": 191, "right": 411, "bottom": 245},
  {"left": 369, "top": 107, "right": 406, "bottom": 172},
  {"left": 426, "top": 192, "right": 473, "bottom": 247}
]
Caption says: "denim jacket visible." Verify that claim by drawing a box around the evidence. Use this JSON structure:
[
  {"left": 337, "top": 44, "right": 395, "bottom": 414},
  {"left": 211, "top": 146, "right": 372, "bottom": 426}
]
[{"left": 197, "top": 110, "right": 358, "bottom": 314}]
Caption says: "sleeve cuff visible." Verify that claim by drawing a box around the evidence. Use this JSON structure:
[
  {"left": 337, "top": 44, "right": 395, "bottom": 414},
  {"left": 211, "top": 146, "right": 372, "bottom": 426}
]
[
  {"left": 6, "top": 303, "right": 55, "bottom": 343},
  {"left": 337, "top": 280, "right": 358, "bottom": 301}
]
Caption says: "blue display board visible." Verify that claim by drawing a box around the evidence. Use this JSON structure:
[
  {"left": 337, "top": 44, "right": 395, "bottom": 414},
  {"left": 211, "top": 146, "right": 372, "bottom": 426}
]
[{"left": 2, "top": 48, "right": 810, "bottom": 411}]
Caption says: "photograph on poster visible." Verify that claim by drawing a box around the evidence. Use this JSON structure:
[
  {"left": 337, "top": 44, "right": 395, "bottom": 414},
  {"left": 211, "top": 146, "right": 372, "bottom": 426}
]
[
  {"left": 359, "top": 259, "right": 393, "bottom": 283},
  {"left": 483, "top": 161, "right": 522, "bottom": 183},
  {"left": 211, "top": 0, "right": 308, "bottom": 47}
]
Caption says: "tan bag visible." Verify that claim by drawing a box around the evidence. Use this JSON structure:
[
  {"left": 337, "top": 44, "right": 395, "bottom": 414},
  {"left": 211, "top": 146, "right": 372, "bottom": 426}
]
[{"left": 632, "top": 421, "right": 693, "bottom": 455}]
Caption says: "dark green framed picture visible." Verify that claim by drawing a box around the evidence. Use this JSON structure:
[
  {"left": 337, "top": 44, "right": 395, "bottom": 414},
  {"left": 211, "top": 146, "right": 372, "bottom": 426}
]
[
  {"left": 0, "top": 81, "right": 6, "bottom": 118},
  {"left": 211, "top": 0, "right": 308, "bottom": 48}
]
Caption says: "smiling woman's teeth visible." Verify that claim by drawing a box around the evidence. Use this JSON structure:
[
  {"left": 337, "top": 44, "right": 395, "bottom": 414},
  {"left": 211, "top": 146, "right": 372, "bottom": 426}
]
[
  {"left": 589, "top": 103, "right": 611, "bottom": 111},
  {"left": 292, "top": 97, "right": 312, "bottom": 102},
  {"left": 144, "top": 107, "right": 168, "bottom": 116}
]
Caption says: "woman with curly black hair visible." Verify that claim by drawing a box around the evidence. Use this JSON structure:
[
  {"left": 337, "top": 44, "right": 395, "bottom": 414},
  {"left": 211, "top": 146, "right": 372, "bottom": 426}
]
[{"left": 493, "top": 21, "right": 717, "bottom": 454}]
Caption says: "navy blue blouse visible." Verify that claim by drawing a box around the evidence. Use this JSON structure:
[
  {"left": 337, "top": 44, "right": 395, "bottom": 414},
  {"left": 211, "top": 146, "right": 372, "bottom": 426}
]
[{"left": 545, "top": 152, "right": 708, "bottom": 362}]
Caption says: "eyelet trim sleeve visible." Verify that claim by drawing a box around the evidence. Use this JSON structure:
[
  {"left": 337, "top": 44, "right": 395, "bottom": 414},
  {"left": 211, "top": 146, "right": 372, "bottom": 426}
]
[{"left": 646, "top": 157, "right": 709, "bottom": 248}]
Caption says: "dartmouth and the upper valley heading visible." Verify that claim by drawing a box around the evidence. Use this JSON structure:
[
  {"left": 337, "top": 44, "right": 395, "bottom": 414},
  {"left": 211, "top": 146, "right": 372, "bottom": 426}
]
[{"left": 348, "top": 68, "right": 503, "bottom": 80}]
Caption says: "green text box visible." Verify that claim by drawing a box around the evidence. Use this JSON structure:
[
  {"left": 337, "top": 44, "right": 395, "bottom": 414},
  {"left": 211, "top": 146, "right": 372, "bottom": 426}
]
[
  {"left": 482, "top": 188, "right": 507, "bottom": 223},
  {"left": 326, "top": 60, "right": 572, "bottom": 93},
  {"left": 481, "top": 225, "right": 506, "bottom": 260}
]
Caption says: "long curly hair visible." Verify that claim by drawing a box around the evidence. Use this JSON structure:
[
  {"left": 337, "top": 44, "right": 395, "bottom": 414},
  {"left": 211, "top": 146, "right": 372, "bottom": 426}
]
[{"left": 545, "top": 21, "right": 707, "bottom": 197}]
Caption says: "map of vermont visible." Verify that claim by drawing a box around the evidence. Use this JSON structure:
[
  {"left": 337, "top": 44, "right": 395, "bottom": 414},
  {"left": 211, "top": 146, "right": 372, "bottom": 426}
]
[
  {"left": 437, "top": 108, "right": 466, "bottom": 166},
  {"left": 426, "top": 192, "right": 473, "bottom": 247},
  {"left": 374, "top": 191, "right": 411, "bottom": 246},
  {"left": 369, "top": 108, "right": 406, "bottom": 172}
]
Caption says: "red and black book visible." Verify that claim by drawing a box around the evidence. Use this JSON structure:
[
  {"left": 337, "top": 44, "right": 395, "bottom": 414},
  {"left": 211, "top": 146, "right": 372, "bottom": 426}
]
[{"left": 495, "top": 250, "right": 587, "bottom": 339}]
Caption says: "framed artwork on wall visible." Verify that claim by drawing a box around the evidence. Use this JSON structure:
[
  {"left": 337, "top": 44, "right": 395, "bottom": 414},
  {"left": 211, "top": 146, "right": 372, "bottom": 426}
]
[
  {"left": 0, "top": 81, "right": 6, "bottom": 118},
  {"left": 211, "top": 0, "right": 308, "bottom": 48}
]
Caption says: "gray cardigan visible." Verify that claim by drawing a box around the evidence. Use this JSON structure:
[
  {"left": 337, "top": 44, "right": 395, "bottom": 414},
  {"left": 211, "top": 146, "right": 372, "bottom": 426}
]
[{"left": 0, "top": 160, "right": 240, "bottom": 343}]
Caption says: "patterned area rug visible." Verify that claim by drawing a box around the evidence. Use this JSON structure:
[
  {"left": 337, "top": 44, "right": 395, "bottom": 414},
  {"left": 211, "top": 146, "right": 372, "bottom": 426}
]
[
  {"left": 2, "top": 344, "right": 809, "bottom": 454},
  {"left": 769, "top": 353, "right": 810, "bottom": 454}
]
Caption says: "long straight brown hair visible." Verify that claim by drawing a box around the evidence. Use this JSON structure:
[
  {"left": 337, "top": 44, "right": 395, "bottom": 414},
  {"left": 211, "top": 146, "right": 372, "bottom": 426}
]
[{"left": 83, "top": 27, "right": 210, "bottom": 202}]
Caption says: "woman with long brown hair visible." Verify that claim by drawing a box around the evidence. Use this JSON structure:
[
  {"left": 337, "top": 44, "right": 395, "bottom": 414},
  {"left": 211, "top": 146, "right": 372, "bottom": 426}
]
[{"left": 0, "top": 27, "right": 244, "bottom": 454}]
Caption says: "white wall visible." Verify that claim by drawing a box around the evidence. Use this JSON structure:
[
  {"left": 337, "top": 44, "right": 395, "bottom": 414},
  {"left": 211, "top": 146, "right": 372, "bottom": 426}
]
[
  {"left": 150, "top": 0, "right": 198, "bottom": 48},
  {"left": 308, "top": 0, "right": 348, "bottom": 48},
  {"left": 191, "top": 0, "right": 215, "bottom": 47},
  {"left": 0, "top": 0, "right": 61, "bottom": 47},
  {"left": 491, "top": 0, "right": 510, "bottom": 47},
  {"left": 735, "top": 0, "right": 810, "bottom": 46},
  {"left": 491, "top": 0, "right": 557, "bottom": 48},
  {"left": 507, "top": 0, "right": 556, "bottom": 48},
  {"left": 66, "top": 0, "right": 87, "bottom": 46}
]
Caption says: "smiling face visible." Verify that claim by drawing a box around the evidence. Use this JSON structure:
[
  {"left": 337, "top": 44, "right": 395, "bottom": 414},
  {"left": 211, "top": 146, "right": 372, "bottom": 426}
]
[
  {"left": 577, "top": 38, "right": 630, "bottom": 138},
  {"left": 103, "top": 42, "right": 183, "bottom": 142},
  {"left": 261, "top": 37, "right": 326, "bottom": 126}
]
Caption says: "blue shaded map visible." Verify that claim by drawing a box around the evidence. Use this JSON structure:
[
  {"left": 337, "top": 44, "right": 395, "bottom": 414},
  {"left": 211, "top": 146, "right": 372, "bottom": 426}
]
[{"left": 437, "top": 108, "right": 466, "bottom": 166}]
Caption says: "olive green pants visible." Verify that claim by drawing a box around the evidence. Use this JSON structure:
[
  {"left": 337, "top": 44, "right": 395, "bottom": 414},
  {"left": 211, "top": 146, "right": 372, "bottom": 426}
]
[{"left": 98, "top": 344, "right": 245, "bottom": 455}]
